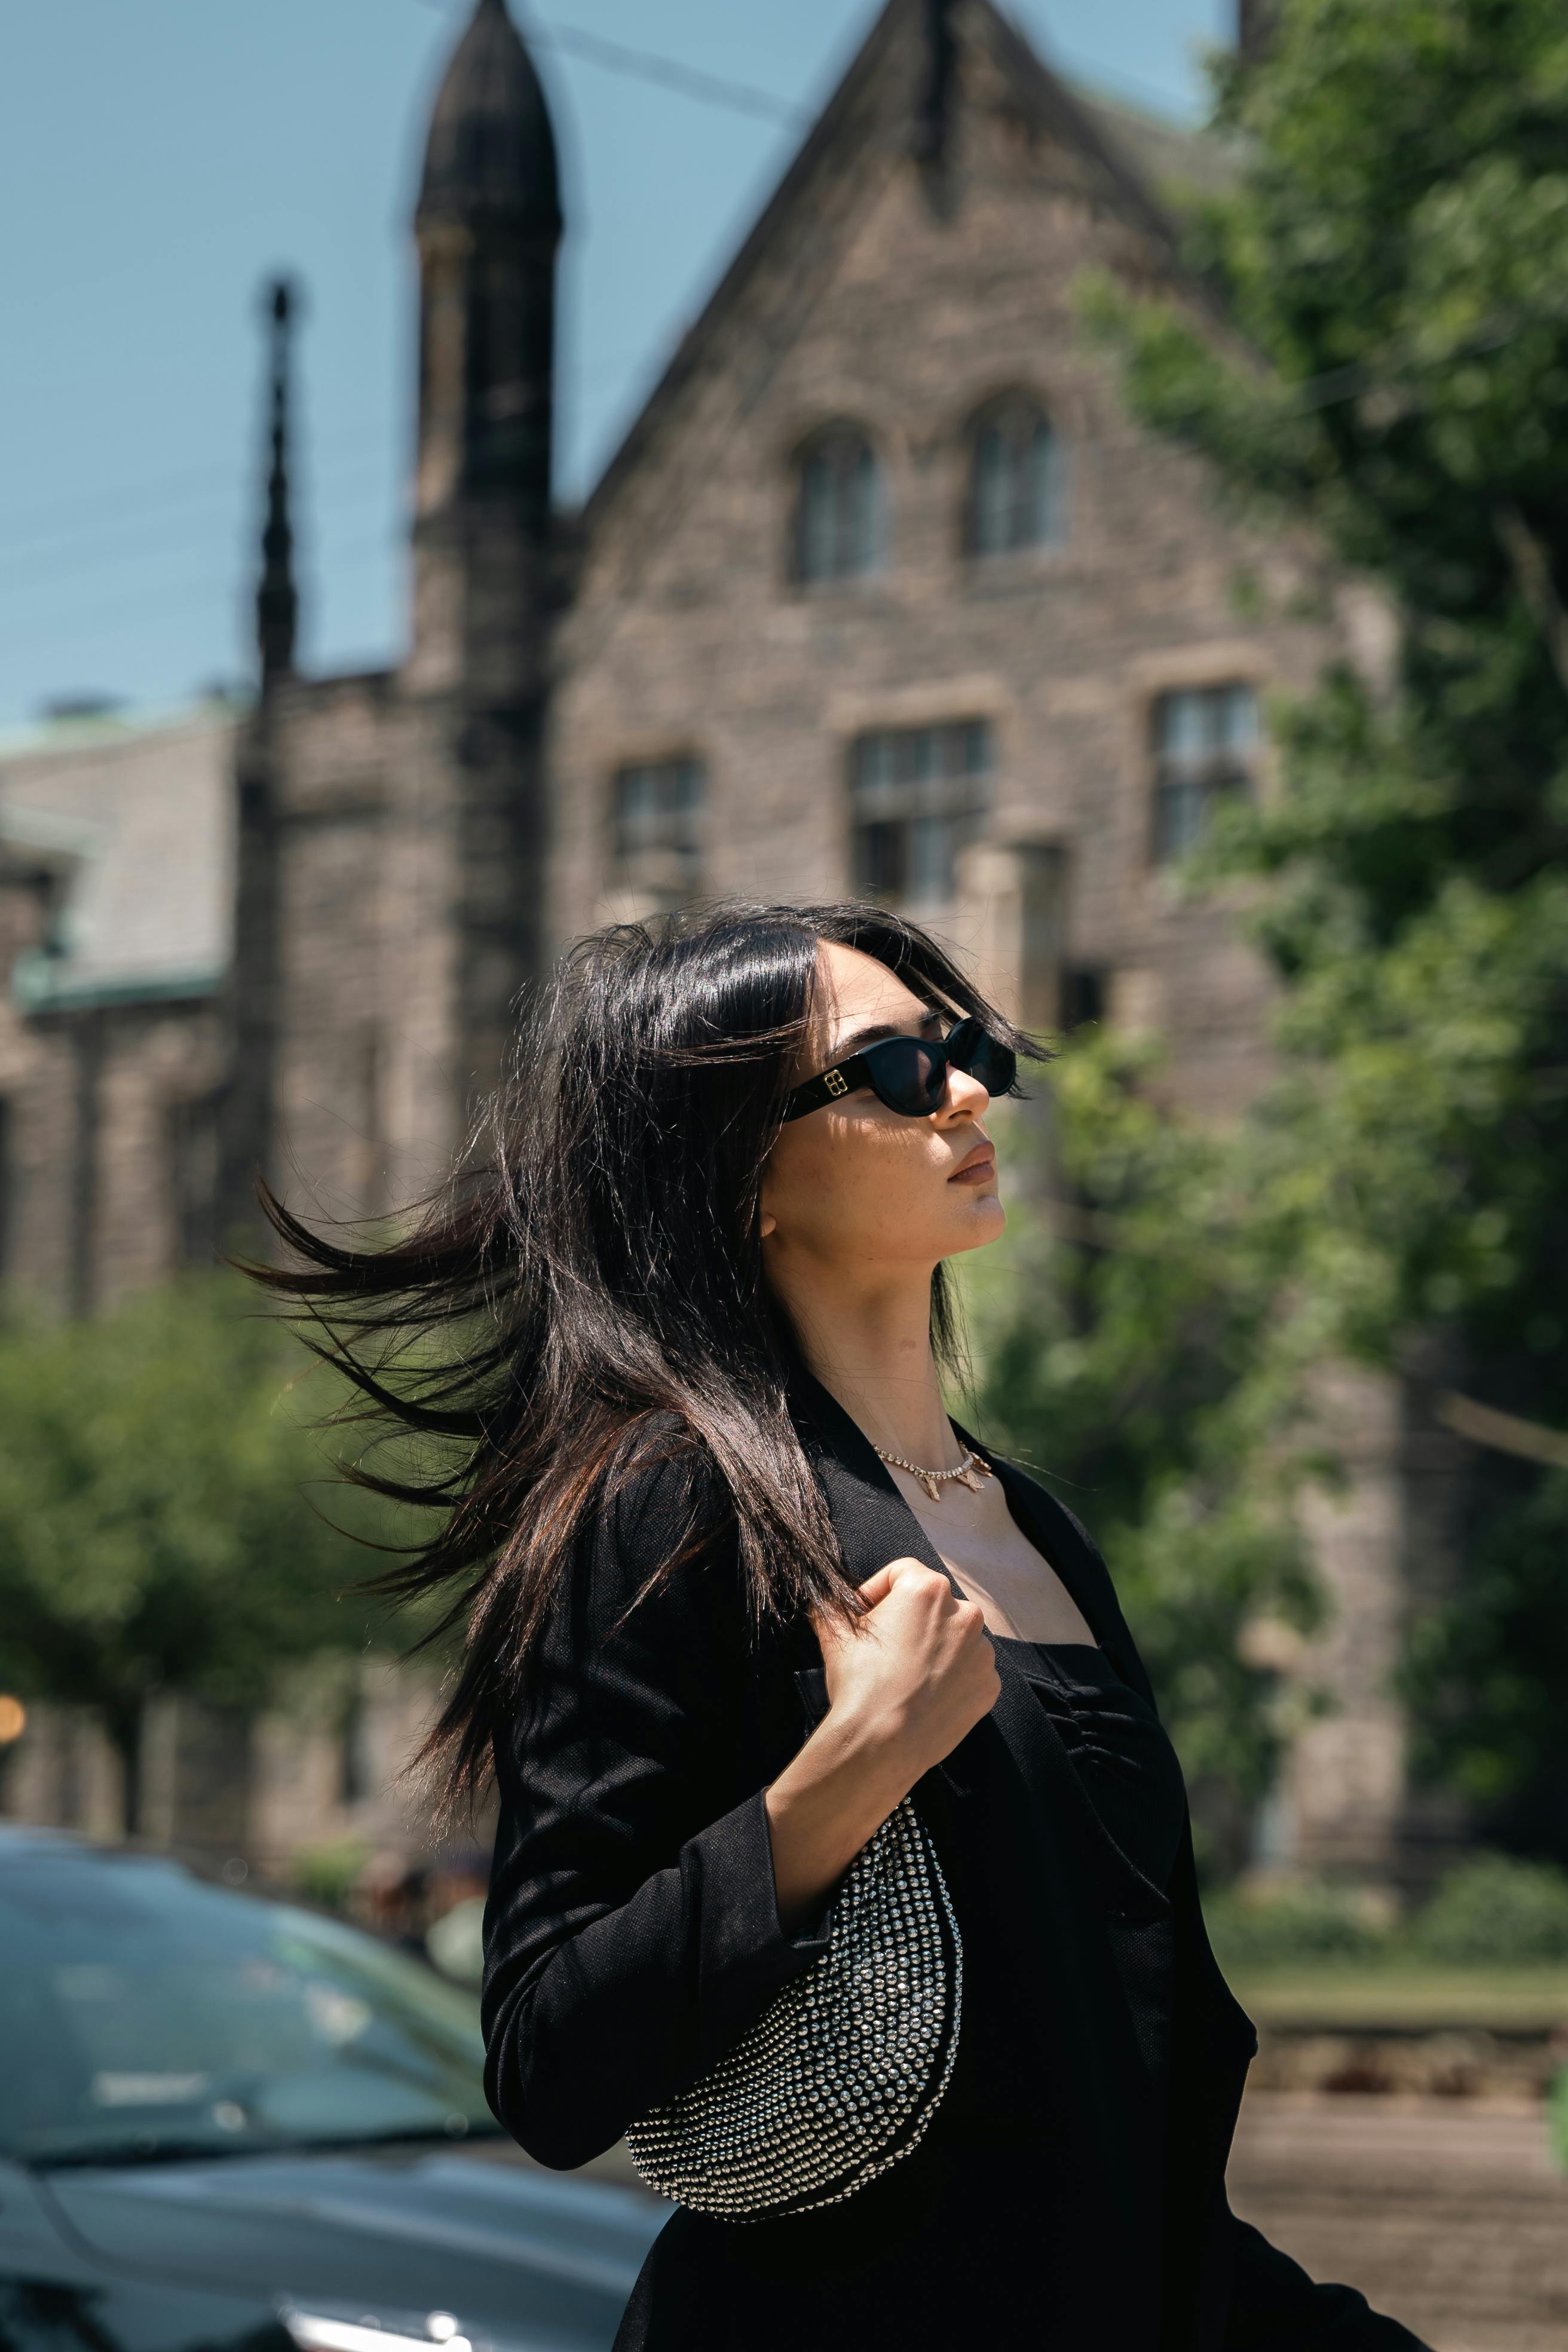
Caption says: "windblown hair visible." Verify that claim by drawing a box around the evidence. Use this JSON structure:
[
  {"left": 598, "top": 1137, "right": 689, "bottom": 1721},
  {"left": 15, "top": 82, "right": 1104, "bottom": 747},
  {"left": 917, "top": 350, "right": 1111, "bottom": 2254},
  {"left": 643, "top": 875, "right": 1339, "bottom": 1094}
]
[{"left": 241, "top": 900, "right": 1034, "bottom": 1809}]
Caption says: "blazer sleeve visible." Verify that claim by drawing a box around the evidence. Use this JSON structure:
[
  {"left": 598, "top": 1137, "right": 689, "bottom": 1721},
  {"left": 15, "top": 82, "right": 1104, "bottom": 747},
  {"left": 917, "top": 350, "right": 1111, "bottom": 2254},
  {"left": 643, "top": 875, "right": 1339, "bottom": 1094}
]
[
  {"left": 480, "top": 1444, "right": 832, "bottom": 2170},
  {"left": 1224, "top": 2206, "right": 1434, "bottom": 2349}
]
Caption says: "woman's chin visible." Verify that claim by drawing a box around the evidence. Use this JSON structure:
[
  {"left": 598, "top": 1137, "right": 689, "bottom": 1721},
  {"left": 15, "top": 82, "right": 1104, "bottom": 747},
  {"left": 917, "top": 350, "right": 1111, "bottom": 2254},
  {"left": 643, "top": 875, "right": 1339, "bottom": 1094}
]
[{"left": 950, "top": 1192, "right": 1006, "bottom": 1248}]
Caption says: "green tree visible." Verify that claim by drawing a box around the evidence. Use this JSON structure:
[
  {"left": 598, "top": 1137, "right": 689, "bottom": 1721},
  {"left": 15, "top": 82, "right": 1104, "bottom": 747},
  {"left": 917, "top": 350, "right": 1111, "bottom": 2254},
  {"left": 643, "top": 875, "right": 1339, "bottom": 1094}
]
[
  {"left": 961, "top": 1048, "right": 1330, "bottom": 1875},
  {"left": 0, "top": 1273, "right": 389, "bottom": 1832},
  {"left": 1060, "top": 0, "right": 1568, "bottom": 1848}
]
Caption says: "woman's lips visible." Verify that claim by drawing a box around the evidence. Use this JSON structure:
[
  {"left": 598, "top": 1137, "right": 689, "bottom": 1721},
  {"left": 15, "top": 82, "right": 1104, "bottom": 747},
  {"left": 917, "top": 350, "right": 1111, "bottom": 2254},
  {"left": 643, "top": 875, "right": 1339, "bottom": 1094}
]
[{"left": 948, "top": 1146, "right": 997, "bottom": 1185}]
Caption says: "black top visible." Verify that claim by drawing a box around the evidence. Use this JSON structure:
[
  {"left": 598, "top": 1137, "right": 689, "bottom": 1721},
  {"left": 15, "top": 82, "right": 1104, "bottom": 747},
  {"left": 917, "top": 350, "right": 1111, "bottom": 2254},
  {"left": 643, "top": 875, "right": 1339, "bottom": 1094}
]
[
  {"left": 987, "top": 1637, "right": 1191, "bottom": 2340},
  {"left": 998, "top": 1639, "right": 1189, "bottom": 1900}
]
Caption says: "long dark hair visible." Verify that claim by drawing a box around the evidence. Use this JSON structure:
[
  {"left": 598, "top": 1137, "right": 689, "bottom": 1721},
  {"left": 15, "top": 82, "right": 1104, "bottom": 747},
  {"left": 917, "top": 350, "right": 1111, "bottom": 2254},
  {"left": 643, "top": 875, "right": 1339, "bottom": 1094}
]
[{"left": 241, "top": 899, "right": 1034, "bottom": 1808}]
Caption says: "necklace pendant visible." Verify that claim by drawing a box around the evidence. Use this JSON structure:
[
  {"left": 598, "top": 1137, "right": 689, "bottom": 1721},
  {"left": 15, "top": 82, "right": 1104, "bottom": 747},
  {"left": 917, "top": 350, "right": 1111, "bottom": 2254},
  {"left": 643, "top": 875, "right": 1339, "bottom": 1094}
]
[
  {"left": 920, "top": 1471, "right": 941, "bottom": 1501},
  {"left": 956, "top": 1463, "right": 985, "bottom": 1492}
]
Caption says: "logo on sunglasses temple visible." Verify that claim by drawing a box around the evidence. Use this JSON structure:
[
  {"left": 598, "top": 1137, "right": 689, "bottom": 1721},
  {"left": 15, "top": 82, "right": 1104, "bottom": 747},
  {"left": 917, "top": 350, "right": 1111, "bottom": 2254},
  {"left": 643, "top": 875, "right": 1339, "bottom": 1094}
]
[{"left": 823, "top": 1069, "right": 850, "bottom": 1097}]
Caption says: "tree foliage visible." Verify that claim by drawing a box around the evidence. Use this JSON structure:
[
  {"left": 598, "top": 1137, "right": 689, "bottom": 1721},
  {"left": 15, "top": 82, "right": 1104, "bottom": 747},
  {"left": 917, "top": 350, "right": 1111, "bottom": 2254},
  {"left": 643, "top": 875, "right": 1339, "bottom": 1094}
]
[
  {"left": 1053, "top": 0, "right": 1568, "bottom": 1848},
  {"left": 0, "top": 1273, "right": 391, "bottom": 1830},
  {"left": 961, "top": 1053, "right": 1335, "bottom": 1876}
]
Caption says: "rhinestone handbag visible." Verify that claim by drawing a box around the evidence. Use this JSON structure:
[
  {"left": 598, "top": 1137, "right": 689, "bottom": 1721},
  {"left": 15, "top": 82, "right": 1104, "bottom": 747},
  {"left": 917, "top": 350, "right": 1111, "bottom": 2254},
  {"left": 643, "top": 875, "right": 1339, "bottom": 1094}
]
[{"left": 623, "top": 1793, "right": 962, "bottom": 2221}]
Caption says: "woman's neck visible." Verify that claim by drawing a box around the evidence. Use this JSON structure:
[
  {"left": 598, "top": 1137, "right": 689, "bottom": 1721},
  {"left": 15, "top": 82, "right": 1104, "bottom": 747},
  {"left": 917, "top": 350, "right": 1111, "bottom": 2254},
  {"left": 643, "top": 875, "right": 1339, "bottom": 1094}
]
[{"left": 766, "top": 1252, "right": 961, "bottom": 1471}]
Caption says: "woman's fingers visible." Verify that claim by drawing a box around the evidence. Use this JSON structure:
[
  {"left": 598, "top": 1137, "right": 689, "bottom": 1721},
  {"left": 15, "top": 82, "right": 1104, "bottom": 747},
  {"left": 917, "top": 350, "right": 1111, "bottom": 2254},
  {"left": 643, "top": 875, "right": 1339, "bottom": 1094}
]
[
  {"left": 815, "top": 1558, "right": 909, "bottom": 1628},
  {"left": 815, "top": 1555, "right": 939, "bottom": 1637},
  {"left": 849, "top": 1564, "right": 896, "bottom": 1612},
  {"left": 810, "top": 1548, "right": 998, "bottom": 1780}
]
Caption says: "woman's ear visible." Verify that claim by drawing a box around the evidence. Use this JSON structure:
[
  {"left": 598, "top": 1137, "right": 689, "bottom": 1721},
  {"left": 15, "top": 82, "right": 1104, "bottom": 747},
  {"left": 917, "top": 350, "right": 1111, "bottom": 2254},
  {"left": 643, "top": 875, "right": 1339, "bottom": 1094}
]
[{"left": 760, "top": 1209, "right": 777, "bottom": 1240}]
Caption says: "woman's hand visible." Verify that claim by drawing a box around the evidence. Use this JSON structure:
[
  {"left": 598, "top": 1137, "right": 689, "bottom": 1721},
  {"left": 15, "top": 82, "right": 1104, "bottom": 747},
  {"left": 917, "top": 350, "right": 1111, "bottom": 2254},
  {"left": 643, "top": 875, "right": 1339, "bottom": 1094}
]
[
  {"left": 817, "top": 1555, "right": 1000, "bottom": 1784},
  {"left": 762, "top": 1558, "right": 999, "bottom": 1932}
]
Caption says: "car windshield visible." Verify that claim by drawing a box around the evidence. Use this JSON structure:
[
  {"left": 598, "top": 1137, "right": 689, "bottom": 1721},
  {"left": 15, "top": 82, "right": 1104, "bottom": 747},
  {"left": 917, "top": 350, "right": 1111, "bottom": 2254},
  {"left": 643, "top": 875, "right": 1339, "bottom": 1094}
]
[{"left": 0, "top": 1846, "right": 500, "bottom": 2167}]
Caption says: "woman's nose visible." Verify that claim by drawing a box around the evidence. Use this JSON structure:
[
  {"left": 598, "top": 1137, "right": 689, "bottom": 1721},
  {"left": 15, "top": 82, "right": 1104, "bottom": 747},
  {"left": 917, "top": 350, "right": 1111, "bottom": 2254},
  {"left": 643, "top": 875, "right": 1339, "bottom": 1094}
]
[{"left": 941, "top": 1064, "right": 991, "bottom": 1117}]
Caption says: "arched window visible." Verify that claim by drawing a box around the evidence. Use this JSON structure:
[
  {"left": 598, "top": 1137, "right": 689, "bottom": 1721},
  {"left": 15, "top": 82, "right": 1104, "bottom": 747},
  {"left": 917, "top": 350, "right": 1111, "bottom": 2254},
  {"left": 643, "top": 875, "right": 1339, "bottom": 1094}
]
[
  {"left": 967, "top": 396, "right": 1065, "bottom": 556},
  {"left": 794, "top": 424, "right": 884, "bottom": 584}
]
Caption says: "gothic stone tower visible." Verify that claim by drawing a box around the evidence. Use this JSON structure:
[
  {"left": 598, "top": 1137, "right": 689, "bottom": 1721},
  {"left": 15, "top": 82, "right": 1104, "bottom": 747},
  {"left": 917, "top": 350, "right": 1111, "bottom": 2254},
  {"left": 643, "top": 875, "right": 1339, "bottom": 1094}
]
[
  {"left": 400, "top": 0, "right": 562, "bottom": 1134},
  {"left": 219, "top": 0, "right": 563, "bottom": 1233}
]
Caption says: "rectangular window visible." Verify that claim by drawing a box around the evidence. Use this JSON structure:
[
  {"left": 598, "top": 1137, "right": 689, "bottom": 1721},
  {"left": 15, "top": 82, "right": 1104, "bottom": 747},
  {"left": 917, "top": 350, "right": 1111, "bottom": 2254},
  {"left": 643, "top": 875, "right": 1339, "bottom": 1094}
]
[
  {"left": 166, "top": 1093, "right": 220, "bottom": 1271},
  {"left": 1151, "top": 684, "right": 1258, "bottom": 863},
  {"left": 611, "top": 757, "right": 706, "bottom": 906},
  {"left": 849, "top": 719, "right": 993, "bottom": 906},
  {"left": 1061, "top": 966, "right": 1107, "bottom": 1033}
]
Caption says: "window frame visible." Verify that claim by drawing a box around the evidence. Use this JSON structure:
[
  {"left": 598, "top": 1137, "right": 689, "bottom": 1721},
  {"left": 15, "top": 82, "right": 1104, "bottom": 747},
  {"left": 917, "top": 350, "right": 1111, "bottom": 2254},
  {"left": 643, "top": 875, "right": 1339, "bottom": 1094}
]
[
  {"left": 791, "top": 421, "right": 886, "bottom": 587},
  {"left": 1147, "top": 681, "right": 1261, "bottom": 867},
  {"left": 608, "top": 753, "right": 708, "bottom": 908},
  {"left": 164, "top": 1089, "right": 222, "bottom": 1272},
  {"left": 847, "top": 717, "right": 995, "bottom": 908},
  {"left": 964, "top": 392, "right": 1067, "bottom": 560}
]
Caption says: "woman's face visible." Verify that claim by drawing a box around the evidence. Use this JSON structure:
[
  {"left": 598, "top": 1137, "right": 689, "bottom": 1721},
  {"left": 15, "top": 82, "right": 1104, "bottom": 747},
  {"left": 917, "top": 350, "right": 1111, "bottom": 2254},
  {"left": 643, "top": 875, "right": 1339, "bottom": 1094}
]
[{"left": 759, "top": 941, "right": 1004, "bottom": 1279}]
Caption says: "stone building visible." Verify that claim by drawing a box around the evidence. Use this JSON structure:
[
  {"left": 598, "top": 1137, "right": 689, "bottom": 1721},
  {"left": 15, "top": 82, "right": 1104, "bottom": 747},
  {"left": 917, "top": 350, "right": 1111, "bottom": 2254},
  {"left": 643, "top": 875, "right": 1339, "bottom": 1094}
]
[{"left": 0, "top": 0, "right": 1460, "bottom": 1888}]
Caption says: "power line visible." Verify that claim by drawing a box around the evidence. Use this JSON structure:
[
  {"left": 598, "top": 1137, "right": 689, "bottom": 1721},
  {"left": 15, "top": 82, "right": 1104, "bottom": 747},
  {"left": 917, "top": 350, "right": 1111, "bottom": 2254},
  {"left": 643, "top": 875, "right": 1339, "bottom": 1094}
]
[
  {"left": 1, "top": 336, "right": 644, "bottom": 560},
  {"left": 411, "top": 0, "right": 810, "bottom": 128},
  {"left": 8, "top": 5, "right": 804, "bottom": 569},
  {"left": 1, "top": 458, "right": 238, "bottom": 547},
  {"left": 538, "top": 20, "right": 810, "bottom": 128},
  {"left": 15, "top": 480, "right": 398, "bottom": 600},
  {"left": 1, "top": 531, "right": 405, "bottom": 646},
  {"left": 7, "top": 448, "right": 398, "bottom": 571},
  {"left": 418, "top": 2, "right": 1206, "bottom": 150},
  {"left": 0, "top": 421, "right": 400, "bottom": 552}
]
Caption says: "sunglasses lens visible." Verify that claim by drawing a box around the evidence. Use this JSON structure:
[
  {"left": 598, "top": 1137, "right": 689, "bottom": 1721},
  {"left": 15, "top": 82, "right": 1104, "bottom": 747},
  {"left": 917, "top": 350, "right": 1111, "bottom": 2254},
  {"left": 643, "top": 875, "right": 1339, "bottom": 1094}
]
[
  {"left": 963, "top": 1030, "right": 1016, "bottom": 1097},
  {"left": 866, "top": 1036, "right": 947, "bottom": 1115},
  {"left": 942, "top": 1018, "right": 1014, "bottom": 1098}
]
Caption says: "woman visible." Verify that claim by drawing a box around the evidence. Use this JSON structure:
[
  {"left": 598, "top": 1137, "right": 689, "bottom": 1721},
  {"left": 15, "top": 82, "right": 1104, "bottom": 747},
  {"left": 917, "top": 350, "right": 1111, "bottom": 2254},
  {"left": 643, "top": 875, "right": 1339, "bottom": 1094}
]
[{"left": 253, "top": 902, "right": 1429, "bottom": 2352}]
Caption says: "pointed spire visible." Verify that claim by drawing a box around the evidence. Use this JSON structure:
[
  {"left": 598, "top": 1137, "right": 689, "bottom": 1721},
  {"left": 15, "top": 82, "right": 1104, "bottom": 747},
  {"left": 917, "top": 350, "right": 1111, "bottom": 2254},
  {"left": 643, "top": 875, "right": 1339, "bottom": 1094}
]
[
  {"left": 256, "top": 277, "right": 298, "bottom": 691},
  {"left": 418, "top": 0, "right": 559, "bottom": 231}
]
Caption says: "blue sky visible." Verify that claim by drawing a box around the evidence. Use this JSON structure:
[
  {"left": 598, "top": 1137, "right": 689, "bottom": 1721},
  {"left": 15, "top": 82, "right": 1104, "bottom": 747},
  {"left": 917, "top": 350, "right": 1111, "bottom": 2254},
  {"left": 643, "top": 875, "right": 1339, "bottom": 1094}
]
[{"left": 1, "top": 0, "right": 1226, "bottom": 729}]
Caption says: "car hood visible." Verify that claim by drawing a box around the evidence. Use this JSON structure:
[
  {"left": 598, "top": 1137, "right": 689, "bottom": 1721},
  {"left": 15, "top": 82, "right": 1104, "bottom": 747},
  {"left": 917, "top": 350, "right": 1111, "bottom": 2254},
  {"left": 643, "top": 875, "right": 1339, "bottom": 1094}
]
[{"left": 41, "top": 2139, "right": 667, "bottom": 2352}]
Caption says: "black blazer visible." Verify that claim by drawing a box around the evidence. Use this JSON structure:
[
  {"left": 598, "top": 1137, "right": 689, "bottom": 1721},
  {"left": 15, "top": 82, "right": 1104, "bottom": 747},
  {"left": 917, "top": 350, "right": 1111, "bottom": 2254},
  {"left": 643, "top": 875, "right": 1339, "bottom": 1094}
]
[{"left": 482, "top": 1368, "right": 1431, "bottom": 2352}]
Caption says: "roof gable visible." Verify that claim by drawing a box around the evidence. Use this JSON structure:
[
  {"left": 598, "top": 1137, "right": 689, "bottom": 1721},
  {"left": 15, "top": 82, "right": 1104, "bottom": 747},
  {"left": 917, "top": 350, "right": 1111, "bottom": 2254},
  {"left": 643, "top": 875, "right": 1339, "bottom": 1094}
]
[{"left": 580, "top": 0, "right": 1193, "bottom": 544}]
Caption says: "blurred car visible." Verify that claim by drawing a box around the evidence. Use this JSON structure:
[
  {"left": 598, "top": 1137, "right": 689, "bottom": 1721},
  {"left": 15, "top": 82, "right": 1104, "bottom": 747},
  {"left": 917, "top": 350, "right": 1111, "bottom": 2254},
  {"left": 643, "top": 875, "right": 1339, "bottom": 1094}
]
[
  {"left": 0, "top": 1825, "right": 664, "bottom": 2352},
  {"left": 425, "top": 1895, "right": 486, "bottom": 1986}
]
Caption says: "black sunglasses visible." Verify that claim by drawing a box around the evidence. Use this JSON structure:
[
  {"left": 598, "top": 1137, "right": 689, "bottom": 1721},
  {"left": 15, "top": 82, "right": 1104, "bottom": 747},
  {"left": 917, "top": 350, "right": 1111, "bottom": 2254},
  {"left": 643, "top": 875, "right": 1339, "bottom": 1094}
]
[{"left": 780, "top": 1013, "right": 1018, "bottom": 1124}]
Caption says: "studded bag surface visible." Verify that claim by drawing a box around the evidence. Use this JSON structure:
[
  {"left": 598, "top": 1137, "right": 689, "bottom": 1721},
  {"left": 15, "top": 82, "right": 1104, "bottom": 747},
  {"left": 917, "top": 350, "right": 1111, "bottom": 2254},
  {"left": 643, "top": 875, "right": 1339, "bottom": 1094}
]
[{"left": 623, "top": 1793, "right": 962, "bottom": 2221}]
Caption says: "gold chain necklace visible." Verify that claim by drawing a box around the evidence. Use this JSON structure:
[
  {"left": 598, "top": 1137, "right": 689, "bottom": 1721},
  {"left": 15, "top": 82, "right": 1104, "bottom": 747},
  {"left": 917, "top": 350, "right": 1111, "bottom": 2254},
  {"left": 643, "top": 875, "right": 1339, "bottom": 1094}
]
[{"left": 872, "top": 1443, "right": 994, "bottom": 1503}]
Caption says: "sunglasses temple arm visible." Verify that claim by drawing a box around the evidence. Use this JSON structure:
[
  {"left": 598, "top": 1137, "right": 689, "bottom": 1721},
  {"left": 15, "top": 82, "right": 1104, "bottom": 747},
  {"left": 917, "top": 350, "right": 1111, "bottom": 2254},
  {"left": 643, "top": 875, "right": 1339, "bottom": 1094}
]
[{"left": 780, "top": 1050, "right": 877, "bottom": 1122}]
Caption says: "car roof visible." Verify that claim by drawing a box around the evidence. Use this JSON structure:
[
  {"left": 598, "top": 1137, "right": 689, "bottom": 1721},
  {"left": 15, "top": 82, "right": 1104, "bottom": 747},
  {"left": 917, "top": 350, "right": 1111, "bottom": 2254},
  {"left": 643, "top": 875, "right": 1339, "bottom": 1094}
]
[
  {"left": 0, "top": 1821, "right": 88, "bottom": 1857},
  {"left": 0, "top": 1823, "right": 194, "bottom": 1872}
]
